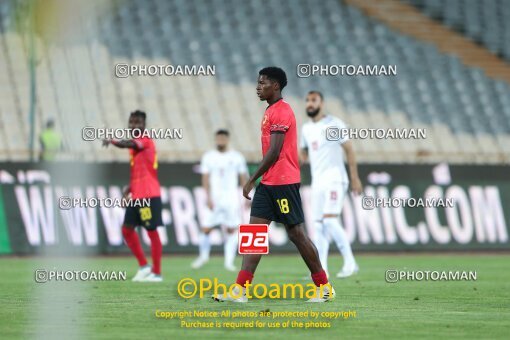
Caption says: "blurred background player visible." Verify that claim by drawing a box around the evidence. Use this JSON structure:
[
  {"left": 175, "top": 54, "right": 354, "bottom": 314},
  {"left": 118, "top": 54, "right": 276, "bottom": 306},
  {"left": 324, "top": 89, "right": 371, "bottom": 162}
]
[
  {"left": 191, "top": 129, "right": 248, "bottom": 271},
  {"left": 102, "top": 110, "right": 163, "bottom": 282},
  {"left": 300, "top": 91, "right": 363, "bottom": 278},
  {"left": 214, "top": 67, "right": 335, "bottom": 303}
]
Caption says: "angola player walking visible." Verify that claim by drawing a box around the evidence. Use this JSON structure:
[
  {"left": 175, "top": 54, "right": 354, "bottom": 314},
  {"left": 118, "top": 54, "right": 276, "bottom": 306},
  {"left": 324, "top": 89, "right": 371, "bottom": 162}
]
[
  {"left": 213, "top": 67, "right": 335, "bottom": 303},
  {"left": 102, "top": 110, "right": 164, "bottom": 282}
]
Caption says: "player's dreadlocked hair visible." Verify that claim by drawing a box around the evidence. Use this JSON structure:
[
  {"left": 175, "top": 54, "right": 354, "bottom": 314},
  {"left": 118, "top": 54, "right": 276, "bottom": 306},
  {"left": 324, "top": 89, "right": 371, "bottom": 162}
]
[
  {"left": 259, "top": 66, "right": 287, "bottom": 91},
  {"left": 130, "top": 110, "right": 147, "bottom": 121}
]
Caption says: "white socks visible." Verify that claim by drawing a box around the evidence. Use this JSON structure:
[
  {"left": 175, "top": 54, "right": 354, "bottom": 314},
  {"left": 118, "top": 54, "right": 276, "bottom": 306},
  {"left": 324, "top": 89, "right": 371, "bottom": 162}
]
[
  {"left": 198, "top": 230, "right": 237, "bottom": 267},
  {"left": 224, "top": 231, "right": 237, "bottom": 267},
  {"left": 313, "top": 221, "right": 330, "bottom": 273},
  {"left": 323, "top": 217, "right": 355, "bottom": 268},
  {"left": 198, "top": 232, "right": 211, "bottom": 260}
]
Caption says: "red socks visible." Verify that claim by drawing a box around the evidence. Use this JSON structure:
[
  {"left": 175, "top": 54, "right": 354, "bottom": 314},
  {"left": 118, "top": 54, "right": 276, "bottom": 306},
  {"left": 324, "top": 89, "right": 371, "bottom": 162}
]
[
  {"left": 236, "top": 270, "right": 254, "bottom": 287},
  {"left": 122, "top": 227, "right": 162, "bottom": 275},
  {"left": 311, "top": 270, "right": 329, "bottom": 287},
  {"left": 122, "top": 226, "right": 147, "bottom": 267},
  {"left": 147, "top": 230, "right": 162, "bottom": 275}
]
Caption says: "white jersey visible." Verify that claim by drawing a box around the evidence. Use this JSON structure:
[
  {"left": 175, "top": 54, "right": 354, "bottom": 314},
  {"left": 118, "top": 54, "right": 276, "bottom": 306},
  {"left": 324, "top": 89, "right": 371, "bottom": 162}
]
[
  {"left": 200, "top": 149, "right": 248, "bottom": 202},
  {"left": 300, "top": 115, "right": 349, "bottom": 184}
]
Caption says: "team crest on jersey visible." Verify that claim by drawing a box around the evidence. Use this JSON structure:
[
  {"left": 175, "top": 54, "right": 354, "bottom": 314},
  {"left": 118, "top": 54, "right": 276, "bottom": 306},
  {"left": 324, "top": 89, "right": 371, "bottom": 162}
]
[
  {"left": 330, "top": 191, "right": 337, "bottom": 200},
  {"left": 262, "top": 114, "right": 268, "bottom": 127}
]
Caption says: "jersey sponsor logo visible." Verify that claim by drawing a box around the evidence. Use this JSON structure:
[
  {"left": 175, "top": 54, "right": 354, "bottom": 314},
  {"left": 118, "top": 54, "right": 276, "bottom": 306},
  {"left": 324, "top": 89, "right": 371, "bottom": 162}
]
[
  {"left": 270, "top": 124, "right": 289, "bottom": 132},
  {"left": 238, "top": 224, "right": 269, "bottom": 254}
]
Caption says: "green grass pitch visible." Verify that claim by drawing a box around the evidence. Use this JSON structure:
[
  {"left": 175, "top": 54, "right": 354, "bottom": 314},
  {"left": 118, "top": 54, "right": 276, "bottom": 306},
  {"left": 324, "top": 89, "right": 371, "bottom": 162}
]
[{"left": 0, "top": 254, "right": 508, "bottom": 339}]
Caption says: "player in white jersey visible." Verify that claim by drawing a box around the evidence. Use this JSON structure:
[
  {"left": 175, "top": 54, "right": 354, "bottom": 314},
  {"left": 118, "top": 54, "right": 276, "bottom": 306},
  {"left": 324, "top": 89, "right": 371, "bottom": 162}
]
[
  {"left": 300, "top": 91, "right": 363, "bottom": 278},
  {"left": 192, "top": 129, "right": 248, "bottom": 271}
]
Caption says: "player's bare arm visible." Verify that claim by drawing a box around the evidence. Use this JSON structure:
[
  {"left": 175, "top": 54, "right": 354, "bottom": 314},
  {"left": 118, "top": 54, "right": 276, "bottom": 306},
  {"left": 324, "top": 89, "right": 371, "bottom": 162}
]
[
  {"left": 202, "top": 173, "right": 214, "bottom": 209},
  {"left": 119, "top": 185, "right": 131, "bottom": 208},
  {"left": 102, "top": 139, "right": 141, "bottom": 149},
  {"left": 122, "top": 185, "right": 130, "bottom": 198},
  {"left": 242, "top": 133, "right": 284, "bottom": 200},
  {"left": 342, "top": 140, "right": 363, "bottom": 195},
  {"left": 239, "top": 172, "right": 248, "bottom": 188},
  {"left": 239, "top": 172, "right": 250, "bottom": 207},
  {"left": 299, "top": 147, "right": 308, "bottom": 164}
]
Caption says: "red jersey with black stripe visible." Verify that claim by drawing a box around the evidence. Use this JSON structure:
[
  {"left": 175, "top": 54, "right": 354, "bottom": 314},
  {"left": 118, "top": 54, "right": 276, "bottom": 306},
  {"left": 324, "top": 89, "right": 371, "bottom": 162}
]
[
  {"left": 260, "top": 99, "right": 301, "bottom": 185},
  {"left": 129, "top": 137, "right": 161, "bottom": 198}
]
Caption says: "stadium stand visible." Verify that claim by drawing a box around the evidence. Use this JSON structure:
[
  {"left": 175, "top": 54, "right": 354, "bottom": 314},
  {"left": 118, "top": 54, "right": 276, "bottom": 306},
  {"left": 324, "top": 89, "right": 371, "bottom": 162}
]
[
  {"left": 405, "top": 0, "right": 510, "bottom": 60},
  {"left": 0, "top": 0, "right": 509, "bottom": 163}
]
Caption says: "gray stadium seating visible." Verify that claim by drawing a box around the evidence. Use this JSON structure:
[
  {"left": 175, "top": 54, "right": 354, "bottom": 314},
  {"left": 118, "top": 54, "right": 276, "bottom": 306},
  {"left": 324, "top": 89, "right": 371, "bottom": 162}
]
[{"left": 0, "top": 0, "right": 509, "bottom": 162}]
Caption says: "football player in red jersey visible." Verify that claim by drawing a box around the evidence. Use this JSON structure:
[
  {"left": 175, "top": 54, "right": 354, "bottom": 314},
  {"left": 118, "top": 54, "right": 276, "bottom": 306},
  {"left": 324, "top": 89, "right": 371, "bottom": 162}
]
[
  {"left": 214, "top": 67, "right": 335, "bottom": 302},
  {"left": 103, "top": 110, "right": 163, "bottom": 282}
]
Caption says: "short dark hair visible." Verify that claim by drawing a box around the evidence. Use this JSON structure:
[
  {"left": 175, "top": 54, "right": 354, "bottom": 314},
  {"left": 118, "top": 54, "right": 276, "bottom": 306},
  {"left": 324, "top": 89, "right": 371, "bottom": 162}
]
[
  {"left": 307, "top": 90, "right": 324, "bottom": 101},
  {"left": 130, "top": 110, "right": 147, "bottom": 121},
  {"left": 216, "top": 129, "right": 229, "bottom": 137},
  {"left": 259, "top": 66, "right": 287, "bottom": 91}
]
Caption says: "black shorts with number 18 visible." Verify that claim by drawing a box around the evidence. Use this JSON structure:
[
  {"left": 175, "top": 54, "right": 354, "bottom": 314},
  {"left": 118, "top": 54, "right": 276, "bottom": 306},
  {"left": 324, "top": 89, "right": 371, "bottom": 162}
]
[
  {"left": 250, "top": 183, "right": 305, "bottom": 225},
  {"left": 123, "top": 197, "right": 163, "bottom": 231}
]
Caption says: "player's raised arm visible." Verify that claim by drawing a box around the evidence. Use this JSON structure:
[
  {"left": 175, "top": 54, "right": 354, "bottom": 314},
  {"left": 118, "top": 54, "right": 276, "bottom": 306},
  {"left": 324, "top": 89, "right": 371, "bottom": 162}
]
[
  {"left": 242, "top": 133, "right": 284, "bottom": 199},
  {"left": 102, "top": 139, "right": 142, "bottom": 149},
  {"left": 102, "top": 110, "right": 147, "bottom": 150},
  {"left": 341, "top": 140, "right": 363, "bottom": 195}
]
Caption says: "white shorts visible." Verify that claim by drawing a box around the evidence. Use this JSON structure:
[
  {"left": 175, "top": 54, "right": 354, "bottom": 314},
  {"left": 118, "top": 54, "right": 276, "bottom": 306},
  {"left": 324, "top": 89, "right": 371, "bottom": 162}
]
[
  {"left": 202, "top": 203, "right": 241, "bottom": 228},
  {"left": 311, "top": 180, "right": 348, "bottom": 221}
]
